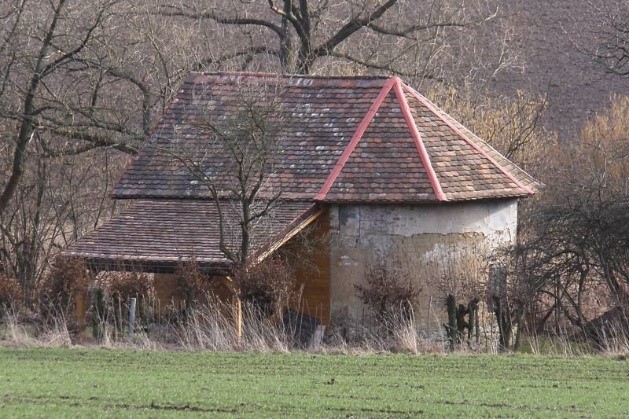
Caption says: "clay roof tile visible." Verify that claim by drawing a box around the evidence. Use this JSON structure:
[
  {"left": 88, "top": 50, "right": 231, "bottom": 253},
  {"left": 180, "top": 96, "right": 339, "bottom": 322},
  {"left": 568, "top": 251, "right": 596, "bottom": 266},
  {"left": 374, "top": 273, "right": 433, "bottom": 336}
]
[{"left": 113, "top": 72, "right": 538, "bottom": 203}]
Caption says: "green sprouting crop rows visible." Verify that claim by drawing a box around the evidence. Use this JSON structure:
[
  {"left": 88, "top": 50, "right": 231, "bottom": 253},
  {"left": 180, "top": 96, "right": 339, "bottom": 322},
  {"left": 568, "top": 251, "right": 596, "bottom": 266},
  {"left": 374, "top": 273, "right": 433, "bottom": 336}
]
[{"left": 0, "top": 348, "right": 628, "bottom": 417}]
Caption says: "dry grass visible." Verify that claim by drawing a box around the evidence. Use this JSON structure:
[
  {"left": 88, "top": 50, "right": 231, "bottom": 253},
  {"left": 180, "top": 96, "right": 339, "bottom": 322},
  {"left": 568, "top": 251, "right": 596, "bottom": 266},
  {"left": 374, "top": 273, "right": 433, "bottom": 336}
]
[
  {"left": 592, "top": 324, "right": 629, "bottom": 356},
  {"left": 0, "top": 309, "right": 72, "bottom": 348},
  {"left": 1, "top": 300, "right": 628, "bottom": 356},
  {"left": 522, "top": 319, "right": 629, "bottom": 357}
]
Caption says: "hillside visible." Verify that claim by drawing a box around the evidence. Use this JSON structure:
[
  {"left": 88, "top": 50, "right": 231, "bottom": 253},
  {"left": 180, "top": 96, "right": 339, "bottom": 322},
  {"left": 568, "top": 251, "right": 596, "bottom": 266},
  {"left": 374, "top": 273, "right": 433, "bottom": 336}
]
[{"left": 492, "top": 1, "right": 627, "bottom": 136}]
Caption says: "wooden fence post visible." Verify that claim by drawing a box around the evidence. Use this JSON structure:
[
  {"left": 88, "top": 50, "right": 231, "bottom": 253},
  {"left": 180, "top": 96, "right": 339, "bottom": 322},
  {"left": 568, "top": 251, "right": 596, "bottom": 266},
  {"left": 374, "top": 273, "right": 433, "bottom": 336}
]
[{"left": 128, "top": 297, "right": 137, "bottom": 343}]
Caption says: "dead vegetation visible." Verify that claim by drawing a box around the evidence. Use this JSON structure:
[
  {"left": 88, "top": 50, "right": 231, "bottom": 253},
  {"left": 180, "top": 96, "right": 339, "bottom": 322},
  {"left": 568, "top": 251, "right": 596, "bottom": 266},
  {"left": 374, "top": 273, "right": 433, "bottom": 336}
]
[
  {"left": 0, "top": 273, "right": 21, "bottom": 319},
  {"left": 354, "top": 258, "right": 420, "bottom": 330}
]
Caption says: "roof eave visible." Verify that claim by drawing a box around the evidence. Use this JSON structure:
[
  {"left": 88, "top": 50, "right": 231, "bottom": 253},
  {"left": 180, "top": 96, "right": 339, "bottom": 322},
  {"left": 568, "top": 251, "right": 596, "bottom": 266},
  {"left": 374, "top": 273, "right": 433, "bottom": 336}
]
[
  {"left": 66, "top": 255, "right": 232, "bottom": 275},
  {"left": 249, "top": 203, "right": 323, "bottom": 265}
]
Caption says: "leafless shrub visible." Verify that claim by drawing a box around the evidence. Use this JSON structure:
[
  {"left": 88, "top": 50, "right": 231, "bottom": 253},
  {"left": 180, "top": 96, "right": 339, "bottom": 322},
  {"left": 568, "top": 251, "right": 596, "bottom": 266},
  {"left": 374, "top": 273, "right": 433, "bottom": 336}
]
[
  {"left": 0, "top": 273, "right": 21, "bottom": 318},
  {"left": 234, "top": 256, "right": 298, "bottom": 319},
  {"left": 173, "top": 259, "right": 213, "bottom": 314},
  {"left": 504, "top": 96, "right": 629, "bottom": 348},
  {"left": 39, "top": 256, "right": 89, "bottom": 338},
  {"left": 354, "top": 259, "right": 420, "bottom": 332},
  {"left": 41, "top": 257, "right": 88, "bottom": 308}
]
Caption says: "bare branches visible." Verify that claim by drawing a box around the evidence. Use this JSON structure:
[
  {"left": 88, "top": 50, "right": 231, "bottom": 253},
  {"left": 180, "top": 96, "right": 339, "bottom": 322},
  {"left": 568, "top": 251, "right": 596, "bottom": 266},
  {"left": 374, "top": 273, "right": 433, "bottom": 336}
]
[
  {"left": 508, "top": 96, "right": 629, "bottom": 338},
  {"left": 41, "top": 129, "right": 139, "bottom": 156},
  {"left": 157, "top": 0, "right": 500, "bottom": 75},
  {"left": 0, "top": 1, "right": 166, "bottom": 300},
  {"left": 311, "top": 0, "right": 398, "bottom": 58},
  {"left": 200, "top": 91, "right": 284, "bottom": 265},
  {"left": 0, "top": 0, "right": 68, "bottom": 215},
  {"left": 157, "top": 81, "right": 285, "bottom": 267},
  {"left": 366, "top": 20, "right": 468, "bottom": 39},
  {"left": 0, "top": 1, "right": 176, "bottom": 218},
  {"left": 585, "top": 1, "right": 629, "bottom": 77},
  {"left": 158, "top": 4, "right": 285, "bottom": 37},
  {"left": 194, "top": 46, "right": 282, "bottom": 71},
  {"left": 0, "top": 1, "right": 146, "bottom": 215}
]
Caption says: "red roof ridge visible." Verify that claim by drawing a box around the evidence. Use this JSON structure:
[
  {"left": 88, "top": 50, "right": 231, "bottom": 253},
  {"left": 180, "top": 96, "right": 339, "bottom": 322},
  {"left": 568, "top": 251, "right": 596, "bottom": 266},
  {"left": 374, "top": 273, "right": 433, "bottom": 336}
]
[
  {"left": 402, "top": 83, "right": 536, "bottom": 196},
  {"left": 392, "top": 78, "right": 447, "bottom": 202},
  {"left": 315, "top": 76, "right": 397, "bottom": 200}
]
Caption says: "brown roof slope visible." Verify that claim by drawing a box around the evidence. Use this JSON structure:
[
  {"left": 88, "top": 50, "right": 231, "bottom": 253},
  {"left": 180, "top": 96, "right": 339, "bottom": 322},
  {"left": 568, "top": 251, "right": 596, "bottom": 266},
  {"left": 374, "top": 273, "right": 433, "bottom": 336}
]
[
  {"left": 323, "top": 83, "right": 436, "bottom": 202},
  {"left": 404, "top": 90, "right": 534, "bottom": 201},
  {"left": 113, "top": 72, "right": 537, "bottom": 203},
  {"left": 64, "top": 200, "right": 319, "bottom": 271}
]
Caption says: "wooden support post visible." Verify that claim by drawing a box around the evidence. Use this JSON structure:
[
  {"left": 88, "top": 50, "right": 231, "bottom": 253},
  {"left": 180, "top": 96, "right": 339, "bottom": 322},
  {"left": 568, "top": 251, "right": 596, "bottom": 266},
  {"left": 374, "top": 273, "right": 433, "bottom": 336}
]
[
  {"left": 235, "top": 295, "right": 242, "bottom": 344},
  {"left": 74, "top": 268, "right": 96, "bottom": 336},
  {"left": 226, "top": 276, "right": 242, "bottom": 345}
]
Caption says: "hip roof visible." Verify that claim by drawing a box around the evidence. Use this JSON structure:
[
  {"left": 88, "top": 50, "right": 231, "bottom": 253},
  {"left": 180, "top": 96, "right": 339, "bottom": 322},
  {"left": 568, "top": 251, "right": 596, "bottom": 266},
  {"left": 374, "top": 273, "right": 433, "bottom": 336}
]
[{"left": 113, "top": 72, "right": 538, "bottom": 203}]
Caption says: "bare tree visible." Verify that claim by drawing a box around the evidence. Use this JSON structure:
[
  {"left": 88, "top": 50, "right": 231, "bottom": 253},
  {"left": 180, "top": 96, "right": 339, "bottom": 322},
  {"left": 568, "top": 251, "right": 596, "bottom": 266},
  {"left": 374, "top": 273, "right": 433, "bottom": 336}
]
[
  {"left": 0, "top": 0, "right": 161, "bottom": 216},
  {"left": 157, "top": 0, "right": 501, "bottom": 76},
  {"left": 507, "top": 96, "right": 629, "bottom": 342},
  {"left": 585, "top": 1, "right": 629, "bottom": 77},
  {"left": 0, "top": 0, "right": 171, "bottom": 302},
  {"left": 0, "top": 135, "right": 123, "bottom": 304},
  {"left": 169, "top": 81, "right": 285, "bottom": 267},
  {"left": 162, "top": 80, "right": 297, "bottom": 335}
]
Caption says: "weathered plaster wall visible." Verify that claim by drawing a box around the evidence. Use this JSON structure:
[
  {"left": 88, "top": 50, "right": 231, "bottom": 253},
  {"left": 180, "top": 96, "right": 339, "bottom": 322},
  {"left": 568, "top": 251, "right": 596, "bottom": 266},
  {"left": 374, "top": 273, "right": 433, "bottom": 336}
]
[{"left": 328, "top": 200, "right": 518, "bottom": 332}]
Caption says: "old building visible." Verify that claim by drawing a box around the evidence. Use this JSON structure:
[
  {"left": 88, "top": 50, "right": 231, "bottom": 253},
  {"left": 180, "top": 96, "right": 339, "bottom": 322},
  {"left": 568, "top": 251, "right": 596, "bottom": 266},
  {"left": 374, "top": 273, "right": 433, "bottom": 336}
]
[{"left": 65, "top": 72, "right": 538, "bottom": 330}]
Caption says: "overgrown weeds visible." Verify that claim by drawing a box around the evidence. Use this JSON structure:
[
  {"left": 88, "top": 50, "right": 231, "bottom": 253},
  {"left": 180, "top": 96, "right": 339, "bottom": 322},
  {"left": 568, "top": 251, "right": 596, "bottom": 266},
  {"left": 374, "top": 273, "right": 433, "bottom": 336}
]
[
  {"left": 1, "top": 254, "right": 628, "bottom": 355},
  {"left": 2, "top": 299, "right": 627, "bottom": 355},
  {"left": 0, "top": 308, "right": 72, "bottom": 347},
  {"left": 167, "top": 299, "right": 289, "bottom": 352}
]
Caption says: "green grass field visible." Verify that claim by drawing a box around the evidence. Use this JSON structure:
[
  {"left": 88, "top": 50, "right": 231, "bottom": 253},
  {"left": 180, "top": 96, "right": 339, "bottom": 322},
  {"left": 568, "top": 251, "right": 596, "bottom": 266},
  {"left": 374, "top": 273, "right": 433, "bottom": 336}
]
[{"left": 0, "top": 348, "right": 628, "bottom": 417}]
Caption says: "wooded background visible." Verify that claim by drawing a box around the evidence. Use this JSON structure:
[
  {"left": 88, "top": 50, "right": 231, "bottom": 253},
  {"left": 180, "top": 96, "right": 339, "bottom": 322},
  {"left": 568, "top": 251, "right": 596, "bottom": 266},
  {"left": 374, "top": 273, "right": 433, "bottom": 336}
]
[{"left": 0, "top": 0, "right": 627, "bottom": 339}]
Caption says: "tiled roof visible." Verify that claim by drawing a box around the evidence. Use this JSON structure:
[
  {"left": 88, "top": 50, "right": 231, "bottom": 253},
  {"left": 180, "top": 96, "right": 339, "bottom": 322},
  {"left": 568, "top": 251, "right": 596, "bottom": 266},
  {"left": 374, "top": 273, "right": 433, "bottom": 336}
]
[
  {"left": 113, "top": 72, "right": 538, "bottom": 203},
  {"left": 64, "top": 200, "right": 319, "bottom": 272}
]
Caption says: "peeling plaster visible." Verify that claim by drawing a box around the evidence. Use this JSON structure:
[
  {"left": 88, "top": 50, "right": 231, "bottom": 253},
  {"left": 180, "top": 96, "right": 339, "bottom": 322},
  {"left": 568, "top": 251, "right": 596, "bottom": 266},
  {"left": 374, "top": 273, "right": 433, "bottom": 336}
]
[
  {"left": 423, "top": 238, "right": 484, "bottom": 263},
  {"left": 328, "top": 200, "right": 519, "bottom": 330}
]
